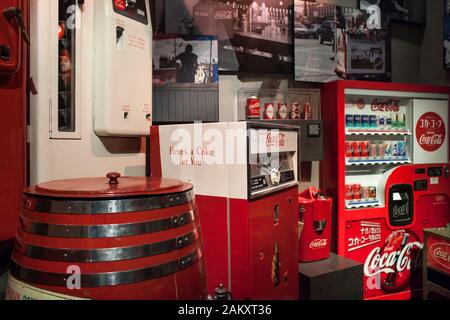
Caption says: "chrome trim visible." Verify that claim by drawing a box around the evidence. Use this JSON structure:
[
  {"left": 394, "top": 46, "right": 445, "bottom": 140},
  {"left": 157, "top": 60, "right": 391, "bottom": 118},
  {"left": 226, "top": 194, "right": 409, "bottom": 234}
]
[
  {"left": 20, "top": 210, "right": 196, "bottom": 238},
  {"left": 10, "top": 250, "right": 201, "bottom": 287},
  {"left": 17, "top": 230, "right": 199, "bottom": 262},
  {"left": 249, "top": 181, "right": 299, "bottom": 200},
  {"left": 23, "top": 190, "right": 195, "bottom": 214}
]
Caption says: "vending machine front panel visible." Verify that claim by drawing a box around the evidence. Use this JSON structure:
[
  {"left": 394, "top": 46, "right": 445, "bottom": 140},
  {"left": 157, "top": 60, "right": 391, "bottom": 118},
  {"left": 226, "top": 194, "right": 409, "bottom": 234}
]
[
  {"left": 112, "top": 0, "right": 149, "bottom": 25},
  {"left": 247, "top": 125, "right": 299, "bottom": 200},
  {"left": 0, "top": 0, "right": 27, "bottom": 242},
  {"left": 389, "top": 184, "right": 414, "bottom": 227},
  {"left": 248, "top": 187, "right": 299, "bottom": 300},
  {"left": 93, "top": 0, "right": 152, "bottom": 137}
]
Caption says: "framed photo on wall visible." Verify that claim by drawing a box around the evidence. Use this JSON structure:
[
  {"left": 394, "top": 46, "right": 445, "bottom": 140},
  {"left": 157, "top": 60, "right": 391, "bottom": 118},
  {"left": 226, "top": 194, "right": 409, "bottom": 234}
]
[
  {"left": 445, "top": 0, "right": 450, "bottom": 69},
  {"left": 153, "top": 34, "right": 219, "bottom": 86},
  {"left": 164, "top": 0, "right": 294, "bottom": 74},
  {"left": 359, "top": 0, "right": 426, "bottom": 25},
  {"left": 294, "top": 0, "right": 391, "bottom": 83}
]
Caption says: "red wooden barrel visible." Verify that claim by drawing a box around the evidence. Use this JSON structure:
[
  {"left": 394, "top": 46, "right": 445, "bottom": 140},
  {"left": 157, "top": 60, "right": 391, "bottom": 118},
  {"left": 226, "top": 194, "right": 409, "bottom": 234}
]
[{"left": 6, "top": 173, "right": 207, "bottom": 300}]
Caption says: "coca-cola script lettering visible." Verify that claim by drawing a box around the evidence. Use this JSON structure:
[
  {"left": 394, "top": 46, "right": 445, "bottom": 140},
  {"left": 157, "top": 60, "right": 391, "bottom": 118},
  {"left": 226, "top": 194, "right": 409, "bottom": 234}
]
[
  {"left": 215, "top": 11, "right": 233, "bottom": 20},
  {"left": 266, "top": 133, "right": 286, "bottom": 148},
  {"left": 310, "top": 239, "right": 327, "bottom": 249},
  {"left": 418, "top": 134, "right": 444, "bottom": 147},
  {"left": 364, "top": 241, "right": 423, "bottom": 277},
  {"left": 370, "top": 99, "right": 400, "bottom": 112},
  {"left": 430, "top": 243, "right": 450, "bottom": 269},
  {"left": 392, "top": 203, "right": 409, "bottom": 218}
]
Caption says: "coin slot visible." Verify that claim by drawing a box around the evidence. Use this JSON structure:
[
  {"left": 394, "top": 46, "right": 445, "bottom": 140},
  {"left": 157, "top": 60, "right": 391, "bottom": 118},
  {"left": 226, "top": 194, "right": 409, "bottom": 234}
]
[
  {"left": 274, "top": 204, "right": 280, "bottom": 225},
  {"left": 0, "top": 45, "right": 11, "bottom": 61},
  {"left": 116, "top": 26, "right": 125, "bottom": 51}
]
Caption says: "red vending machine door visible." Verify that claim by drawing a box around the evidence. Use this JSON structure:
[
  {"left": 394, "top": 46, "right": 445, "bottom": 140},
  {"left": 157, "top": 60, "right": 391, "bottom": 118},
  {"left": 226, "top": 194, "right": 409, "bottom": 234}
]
[
  {"left": 0, "top": 0, "right": 28, "bottom": 242},
  {"left": 0, "top": 0, "right": 27, "bottom": 74},
  {"left": 248, "top": 187, "right": 299, "bottom": 300}
]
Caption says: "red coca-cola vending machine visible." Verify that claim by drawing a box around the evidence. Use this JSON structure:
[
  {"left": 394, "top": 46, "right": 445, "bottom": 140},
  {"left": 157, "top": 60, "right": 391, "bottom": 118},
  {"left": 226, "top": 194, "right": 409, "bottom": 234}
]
[
  {"left": 150, "top": 122, "right": 299, "bottom": 300},
  {"left": 321, "top": 80, "right": 450, "bottom": 300},
  {"left": 0, "top": 0, "right": 29, "bottom": 244}
]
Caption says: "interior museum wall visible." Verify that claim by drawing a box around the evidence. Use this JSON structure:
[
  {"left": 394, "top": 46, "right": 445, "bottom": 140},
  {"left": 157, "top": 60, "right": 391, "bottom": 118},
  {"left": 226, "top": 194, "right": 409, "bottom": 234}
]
[
  {"left": 392, "top": 0, "right": 449, "bottom": 85},
  {"left": 420, "top": 0, "right": 450, "bottom": 86}
]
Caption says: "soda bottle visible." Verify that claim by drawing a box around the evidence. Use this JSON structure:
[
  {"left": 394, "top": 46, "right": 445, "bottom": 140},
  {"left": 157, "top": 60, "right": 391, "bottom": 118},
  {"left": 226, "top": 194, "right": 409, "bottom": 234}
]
[
  {"left": 271, "top": 242, "right": 280, "bottom": 288},
  {"left": 384, "top": 233, "right": 409, "bottom": 288}
]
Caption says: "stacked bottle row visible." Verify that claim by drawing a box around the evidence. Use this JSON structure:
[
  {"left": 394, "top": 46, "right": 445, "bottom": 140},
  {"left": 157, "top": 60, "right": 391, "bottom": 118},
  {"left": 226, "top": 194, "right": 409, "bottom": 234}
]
[
  {"left": 345, "top": 140, "right": 408, "bottom": 159},
  {"left": 346, "top": 113, "right": 407, "bottom": 131}
]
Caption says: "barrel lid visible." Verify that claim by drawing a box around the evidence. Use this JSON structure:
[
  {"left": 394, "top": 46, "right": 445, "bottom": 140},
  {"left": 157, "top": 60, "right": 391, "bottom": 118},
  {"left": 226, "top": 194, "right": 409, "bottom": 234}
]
[{"left": 25, "top": 173, "right": 193, "bottom": 198}]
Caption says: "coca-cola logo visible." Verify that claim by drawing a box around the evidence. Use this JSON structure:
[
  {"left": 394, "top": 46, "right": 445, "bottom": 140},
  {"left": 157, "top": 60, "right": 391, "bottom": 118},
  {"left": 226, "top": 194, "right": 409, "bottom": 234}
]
[
  {"left": 430, "top": 243, "right": 450, "bottom": 269},
  {"left": 310, "top": 239, "right": 328, "bottom": 249},
  {"left": 266, "top": 133, "right": 286, "bottom": 147},
  {"left": 392, "top": 203, "right": 409, "bottom": 218},
  {"left": 419, "top": 134, "right": 444, "bottom": 146},
  {"left": 364, "top": 241, "right": 423, "bottom": 277},
  {"left": 371, "top": 99, "right": 400, "bottom": 112},
  {"left": 114, "top": 0, "right": 126, "bottom": 10},
  {"left": 416, "top": 112, "right": 446, "bottom": 152},
  {"left": 215, "top": 11, "right": 233, "bottom": 20},
  {"left": 356, "top": 99, "right": 365, "bottom": 110},
  {"left": 248, "top": 101, "right": 260, "bottom": 112}
]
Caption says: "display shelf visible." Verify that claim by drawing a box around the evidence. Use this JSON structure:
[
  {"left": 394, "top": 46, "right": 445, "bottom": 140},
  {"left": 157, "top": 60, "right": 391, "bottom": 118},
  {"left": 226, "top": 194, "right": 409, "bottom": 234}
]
[
  {"left": 346, "top": 157, "right": 411, "bottom": 166},
  {"left": 345, "top": 199, "right": 381, "bottom": 209},
  {"left": 237, "top": 88, "right": 321, "bottom": 122},
  {"left": 345, "top": 129, "right": 411, "bottom": 136}
]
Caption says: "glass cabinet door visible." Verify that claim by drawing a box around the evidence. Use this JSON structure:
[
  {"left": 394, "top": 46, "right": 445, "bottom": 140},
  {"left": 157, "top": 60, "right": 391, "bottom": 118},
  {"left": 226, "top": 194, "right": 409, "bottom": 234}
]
[{"left": 51, "top": 0, "right": 81, "bottom": 139}]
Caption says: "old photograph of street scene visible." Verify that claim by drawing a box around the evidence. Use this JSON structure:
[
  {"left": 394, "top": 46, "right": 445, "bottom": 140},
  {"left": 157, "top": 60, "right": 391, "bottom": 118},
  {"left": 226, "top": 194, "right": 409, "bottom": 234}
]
[{"left": 295, "top": 0, "right": 391, "bottom": 83}]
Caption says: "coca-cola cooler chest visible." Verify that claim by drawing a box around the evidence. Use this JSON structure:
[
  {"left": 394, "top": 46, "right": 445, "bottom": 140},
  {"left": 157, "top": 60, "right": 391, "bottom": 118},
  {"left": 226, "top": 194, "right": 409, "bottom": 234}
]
[
  {"left": 423, "top": 225, "right": 450, "bottom": 300},
  {"left": 0, "top": 0, "right": 29, "bottom": 242},
  {"left": 298, "top": 188, "right": 332, "bottom": 263}
]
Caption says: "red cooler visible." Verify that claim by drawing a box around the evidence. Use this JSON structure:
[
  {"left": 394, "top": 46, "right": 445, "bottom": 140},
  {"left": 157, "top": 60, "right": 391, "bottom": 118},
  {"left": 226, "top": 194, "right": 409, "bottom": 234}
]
[{"left": 298, "top": 188, "right": 333, "bottom": 262}]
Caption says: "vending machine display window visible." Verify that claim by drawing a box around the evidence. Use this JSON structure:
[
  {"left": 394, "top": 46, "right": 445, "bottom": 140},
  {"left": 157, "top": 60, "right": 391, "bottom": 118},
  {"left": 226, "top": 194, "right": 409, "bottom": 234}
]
[
  {"left": 342, "top": 89, "right": 449, "bottom": 210},
  {"left": 344, "top": 91, "right": 415, "bottom": 209},
  {"left": 58, "top": 0, "right": 77, "bottom": 133},
  {"left": 48, "top": 0, "right": 82, "bottom": 139}
]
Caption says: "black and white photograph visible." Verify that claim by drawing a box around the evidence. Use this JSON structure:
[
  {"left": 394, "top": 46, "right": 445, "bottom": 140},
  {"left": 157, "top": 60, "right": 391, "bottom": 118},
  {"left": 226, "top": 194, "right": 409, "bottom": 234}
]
[
  {"left": 153, "top": 34, "right": 219, "bottom": 86},
  {"left": 445, "top": 0, "right": 450, "bottom": 69},
  {"left": 295, "top": 0, "right": 391, "bottom": 83},
  {"left": 359, "top": 0, "right": 426, "bottom": 25},
  {"left": 164, "top": 0, "right": 294, "bottom": 73},
  {"left": 294, "top": 0, "right": 338, "bottom": 82}
]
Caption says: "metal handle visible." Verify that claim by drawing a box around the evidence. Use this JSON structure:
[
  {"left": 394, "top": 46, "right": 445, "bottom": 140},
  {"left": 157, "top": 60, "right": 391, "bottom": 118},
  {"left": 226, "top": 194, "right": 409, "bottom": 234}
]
[
  {"left": 107, "top": 172, "right": 121, "bottom": 186},
  {"left": 3, "top": 7, "right": 30, "bottom": 45}
]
